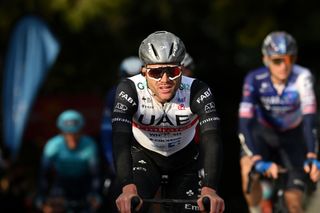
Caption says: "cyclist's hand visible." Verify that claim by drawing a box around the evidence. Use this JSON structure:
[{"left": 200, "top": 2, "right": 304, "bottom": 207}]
[
  {"left": 116, "top": 184, "right": 142, "bottom": 213},
  {"left": 198, "top": 186, "right": 225, "bottom": 213},
  {"left": 87, "top": 193, "right": 102, "bottom": 210},
  {"left": 304, "top": 158, "right": 320, "bottom": 182},
  {"left": 254, "top": 160, "right": 279, "bottom": 179}
]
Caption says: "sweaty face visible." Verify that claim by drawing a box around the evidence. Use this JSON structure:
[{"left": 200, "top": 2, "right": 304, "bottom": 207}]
[
  {"left": 264, "top": 55, "right": 295, "bottom": 84},
  {"left": 142, "top": 64, "right": 182, "bottom": 104}
]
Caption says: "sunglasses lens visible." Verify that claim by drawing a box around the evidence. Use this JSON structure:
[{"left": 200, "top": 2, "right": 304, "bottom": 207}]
[
  {"left": 271, "top": 58, "right": 284, "bottom": 65},
  {"left": 148, "top": 68, "right": 164, "bottom": 79},
  {"left": 270, "top": 56, "right": 292, "bottom": 65},
  {"left": 167, "top": 67, "right": 182, "bottom": 79}
]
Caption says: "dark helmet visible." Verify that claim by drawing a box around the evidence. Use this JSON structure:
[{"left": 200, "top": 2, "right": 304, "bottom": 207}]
[
  {"left": 57, "top": 110, "right": 84, "bottom": 133},
  {"left": 119, "top": 56, "right": 142, "bottom": 77},
  {"left": 262, "top": 31, "right": 297, "bottom": 56},
  {"left": 139, "top": 31, "right": 186, "bottom": 65},
  {"left": 181, "top": 52, "right": 195, "bottom": 70}
]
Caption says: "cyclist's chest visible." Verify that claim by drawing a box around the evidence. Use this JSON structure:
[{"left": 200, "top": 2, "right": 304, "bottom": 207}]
[
  {"left": 134, "top": 91, "right": 194, "bottom": 127},
  {"left": 255, "top": 80, "right": 300, "bottom": 112}
]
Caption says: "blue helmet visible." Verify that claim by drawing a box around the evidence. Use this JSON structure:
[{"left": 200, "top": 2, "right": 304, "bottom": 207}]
[
  {"left": 57, "top": 110, "right": 85, "bottom": 133},
  {"left": 120, "top": 56, "right": 143, "bottom": 77},
  {"left": 262, "top": 31, "right": 297, "bottom": 56}
]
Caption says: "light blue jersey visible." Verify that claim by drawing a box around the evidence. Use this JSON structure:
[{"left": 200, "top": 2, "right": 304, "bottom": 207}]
[{"left": 42, "top": 135, "right": 99, "bottom": 177}]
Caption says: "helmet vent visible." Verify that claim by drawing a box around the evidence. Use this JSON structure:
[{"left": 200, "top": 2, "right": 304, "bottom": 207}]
[
  {"left": 150, "top": 43, "right": 159, "bottom": 59},
  {"left": 168, "top": 42, "right": 174, "bottom": 59}
]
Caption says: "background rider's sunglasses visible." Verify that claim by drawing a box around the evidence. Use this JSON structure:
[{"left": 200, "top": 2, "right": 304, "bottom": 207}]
[
  {"left": 147, "top": 66, "right": 182, "bottom": 81},
  {"left": 270, "top": 56, "right": 293, "bottom": 65}
]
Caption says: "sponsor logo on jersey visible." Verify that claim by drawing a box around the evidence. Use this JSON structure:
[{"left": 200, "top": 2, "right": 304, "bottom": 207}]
[
  {"left": 178, "top": 104, "right": 185, "bottom": 110},
  {"left": 259, "top": 82, "right": 272, "bottom": 93},
  {"left": 114, "top": 102, "right": 128, "bottom": 112},
  {"left": 138, "top": 114, "right": 190, "bottom": 126},
  {"left": 196, "top": 88, "right": 212, "bottom": 103},
  {"left": 141, "top": 104, "right": 154, "bottom": 109},
  {"left": 142, "top": 96, "right": 152, "bottom": 103},
  {"left": 204, "top": 102, "right": 216, "bottom": 113},
  {"left": 119, "top": 91, "right": 137, "bottom": 106},
  {"left": 177, "top": 97, "right": 186, "bottom": 102},
  {"left": 112, "top": 117, "right": 131, "bottom": 124},
  {"left": 199, "top": 117, "right": 220, "bottom": 126},
  {"left": 137, "top": 82, "right": 147, "bottom": 90},
  {"left": 179, "top": 83, "right": 191, "bottom": 90}
]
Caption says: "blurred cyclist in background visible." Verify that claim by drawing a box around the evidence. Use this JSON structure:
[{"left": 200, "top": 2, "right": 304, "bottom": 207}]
[
  {"left": 181, "top": 52, "right": 195, "bottom": 77},
  {"left": 35, "top": 109, "right": 102, "bottom": 213},
  {"left": 238, "top": 31, "right": 319, "bottom": 213},
  {"left": 100, "top": 56, "right": 142, "bottom": 212},
  {"left": 100, "top": 56, "right": 143, "bottom": 172}
]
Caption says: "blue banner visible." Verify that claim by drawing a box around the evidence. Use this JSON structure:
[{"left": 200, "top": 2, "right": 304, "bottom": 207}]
[{"left": 2, "top": 15, "right": 60, "bottom": 160}]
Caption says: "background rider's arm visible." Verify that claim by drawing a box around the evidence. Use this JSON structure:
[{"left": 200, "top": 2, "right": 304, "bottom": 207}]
[
  {"left": 238, "top": 117, "right": 258, "bottom": 156},
  {"left": 238, "top": 73, "right": 259, "bottom": 156},
  {"left": 35, "top": 140, "right": 56, "bottom": 207},
  {"left": 101, "top": 86, "right": 117, "bottom": 169},
  {"left": 299, "top": 71, "right": 318, "bottom": 156},
  {"left": 112, "top": 79, "right": 138, "bottom": 188},
  {"left": 190, "top": 80, "right": 223, "bottom": 190},
  {"left": 303, "top": 114, "right": 318, "bottom": 156}
]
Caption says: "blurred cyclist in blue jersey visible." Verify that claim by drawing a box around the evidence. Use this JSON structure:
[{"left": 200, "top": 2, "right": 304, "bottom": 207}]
[
  {"left": 100, "top": 56, "right": 143, "bottom": 172},
  {"left": 35, "top": 109, "right": 102, "bottom": 213},
  {"left": 238, "top": 31, "right": 319, "bottom": 213}
]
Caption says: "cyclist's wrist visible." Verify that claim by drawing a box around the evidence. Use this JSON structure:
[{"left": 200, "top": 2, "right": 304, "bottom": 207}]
[
  {"left": 306, "top": 152, "right": 317, "bottom": 159},
  {"left": 200, "top": 186, "right": 217, "bottom": 196},
  {"left": 250, "top": 155, "right": 262, "bottom": 164},
  {"left": 254, "top": 160, "right": 272, "bottom": 174}
]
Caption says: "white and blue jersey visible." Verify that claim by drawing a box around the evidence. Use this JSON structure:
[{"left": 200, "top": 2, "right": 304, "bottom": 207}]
[{"left": 239, "top": 64, "right": 317, "bottom": 155}]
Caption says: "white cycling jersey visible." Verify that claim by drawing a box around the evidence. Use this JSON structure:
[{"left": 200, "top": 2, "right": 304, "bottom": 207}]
[{"left": 128, "top": 74, "right": 199, "bottom": 156}]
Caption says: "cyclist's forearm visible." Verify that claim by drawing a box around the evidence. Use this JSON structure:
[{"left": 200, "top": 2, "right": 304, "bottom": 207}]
[
  {"left": 113, "top": 131, "right": 134, "bottom": 187},
  {"left": 200, "top": 130, "right": 223, "bottom": 189},
  {"left": 303, "top": 114, "right": 318, "bottom": 154}
]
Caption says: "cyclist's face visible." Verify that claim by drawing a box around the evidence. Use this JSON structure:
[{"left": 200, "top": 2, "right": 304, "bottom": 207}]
[
  {"left": 63, "top": 133, "right": 80, "bottom": 149},
  {"left": 264, "top": 55, "right": 295, "bottom": 84},
  {"left": 142, "top": 64, "right": 182, "bottom": 104}
]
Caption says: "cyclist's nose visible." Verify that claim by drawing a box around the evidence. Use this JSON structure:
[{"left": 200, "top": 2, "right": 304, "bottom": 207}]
[{"left": 159, "top": 72, "right": 170, "bottom": 82}]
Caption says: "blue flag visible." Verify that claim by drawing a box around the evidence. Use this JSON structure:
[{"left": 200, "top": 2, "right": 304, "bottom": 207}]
[{"left": 2, "top": 15, "right": 60, "bottom": 160}]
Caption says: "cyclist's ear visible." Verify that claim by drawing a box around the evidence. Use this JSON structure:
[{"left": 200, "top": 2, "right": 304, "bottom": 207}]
[{"left": 141, "top": 67, "right": 147, "bottom": 76}]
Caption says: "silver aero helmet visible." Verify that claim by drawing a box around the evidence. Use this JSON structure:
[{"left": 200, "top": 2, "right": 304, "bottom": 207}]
[
  {"left": 139, "top": 31, "right": 186, "bottom": 65},
  {"left": 262, "top": 31, "right": 297, "bottom": 56},
  {"left": 120, "top": 56, "right": 143, "bottom": 77},
  {"left": 57, "top": 110, "right": 85, "bottom": 133}
]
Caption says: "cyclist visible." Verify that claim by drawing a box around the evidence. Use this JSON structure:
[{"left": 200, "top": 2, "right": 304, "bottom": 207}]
[
  {"left": 181, "top": 52, "right": 195, "bottom": 77},
  {"left": 238, "top": 31, "right": 319, "bottom": 213},
  {"left": 101, "top": 56, "right": 143, "bottom": 172},
  {"left": 100, "top": 56, "right": 142, "bottom": 212},
  {"left": 35, "top": 109, "right": 102, "bottom": 213},
  {"left": 112, "top": 31, "right": 225, "bottom": 213}
]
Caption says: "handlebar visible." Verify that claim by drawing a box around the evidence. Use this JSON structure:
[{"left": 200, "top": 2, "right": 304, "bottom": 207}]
[{"left": 131, "top": 196, "right": 211, "bottom": 212}]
